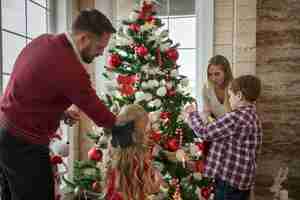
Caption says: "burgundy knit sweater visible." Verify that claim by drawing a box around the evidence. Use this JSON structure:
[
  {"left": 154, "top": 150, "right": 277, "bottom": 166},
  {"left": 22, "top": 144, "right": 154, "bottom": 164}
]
[{"left": 0, "top": 33, "right": 116, "bottom": 145}]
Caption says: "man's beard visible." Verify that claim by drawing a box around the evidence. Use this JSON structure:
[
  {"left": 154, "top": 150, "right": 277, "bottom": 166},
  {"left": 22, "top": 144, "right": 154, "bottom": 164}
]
[{"left": 80, "top": 48, "right": 94, "bottom": 64}]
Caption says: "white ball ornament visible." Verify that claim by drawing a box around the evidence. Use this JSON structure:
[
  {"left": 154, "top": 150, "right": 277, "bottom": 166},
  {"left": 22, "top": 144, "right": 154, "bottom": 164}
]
[{"left": 52, "top": 141, "right": 69, "bottom": 157}]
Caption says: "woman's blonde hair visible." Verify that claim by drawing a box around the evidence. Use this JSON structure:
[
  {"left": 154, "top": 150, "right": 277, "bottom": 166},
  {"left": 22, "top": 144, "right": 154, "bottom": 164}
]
[
  {"left": 207, "top": 55, "right": 234, "bottom": 112},
  {"left": 109, "top": 104, "right": 156, "bottom": 200}
]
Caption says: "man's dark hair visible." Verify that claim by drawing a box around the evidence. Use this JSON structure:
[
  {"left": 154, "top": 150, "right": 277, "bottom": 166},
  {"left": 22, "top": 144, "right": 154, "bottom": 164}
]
[{"left": 72, "top": 9, "right": 116, "bottom": 36}]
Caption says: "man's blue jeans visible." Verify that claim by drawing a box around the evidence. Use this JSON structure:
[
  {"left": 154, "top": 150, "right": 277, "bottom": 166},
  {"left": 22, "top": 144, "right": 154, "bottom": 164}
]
[{"left": 215, "top": 178, "right": 250, "bottom": 200}]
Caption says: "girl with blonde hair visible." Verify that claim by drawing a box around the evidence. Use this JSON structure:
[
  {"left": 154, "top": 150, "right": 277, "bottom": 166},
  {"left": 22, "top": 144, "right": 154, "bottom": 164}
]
[{"left": 105, "top": 104, "right": 162, "bottom": 200}]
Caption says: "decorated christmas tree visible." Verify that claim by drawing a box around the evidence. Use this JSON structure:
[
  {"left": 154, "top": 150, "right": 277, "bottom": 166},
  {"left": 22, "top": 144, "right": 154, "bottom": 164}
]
[
  {"left": 62, "top": 132, "right": 105, "bottom": 200},
  {"left": 65, "top": 0, "right": 214, "bottom": 199},
  {"left": 103, "top": 0, "right": 215, "bottom": 199}
]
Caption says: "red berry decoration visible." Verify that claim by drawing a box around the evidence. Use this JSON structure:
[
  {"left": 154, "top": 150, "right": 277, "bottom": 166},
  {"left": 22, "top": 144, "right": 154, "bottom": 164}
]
[
  {"left": 166, "top": 48, "right": 179, "bottom": 62},
  {"left": 50, "top": 155, "right": 63, "bottom": 165},
  {"left": 108, "top": 54, "right": 121, "bottom": 69},
  {"left": 167, "top": 138, "right": 179, "bottom": 152},
  {"left": 120, "top": 84, "right": 135, "bottom": 96},
  {"left": 117, "top": 75, "right": 137, "bottom": 85},
  {"left": 150, "top": 131, "right": 161, "bottom": 142},
  {"left": 135, "top": 46, "right": 148, "bottom": 57},
  {"left": 129, "top": 24, "right": 140, "bottom": 32},
  {"left": 88, "top": 147, "right": 103, "bottom": 162},
  {"left": 160, "top": 112, "right": 171, "bottom": 120}
]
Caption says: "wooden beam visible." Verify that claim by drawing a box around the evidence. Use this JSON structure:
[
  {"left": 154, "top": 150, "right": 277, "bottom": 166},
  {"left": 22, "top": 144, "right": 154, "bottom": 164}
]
[{"left": 79, "top": 0, "right": 95, "bottom": 10}]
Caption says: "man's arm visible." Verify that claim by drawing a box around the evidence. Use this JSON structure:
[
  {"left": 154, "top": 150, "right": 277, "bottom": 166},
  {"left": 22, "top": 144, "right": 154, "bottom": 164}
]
[{"left": 53, "top": 60, "right": 116, "bottom": 129}]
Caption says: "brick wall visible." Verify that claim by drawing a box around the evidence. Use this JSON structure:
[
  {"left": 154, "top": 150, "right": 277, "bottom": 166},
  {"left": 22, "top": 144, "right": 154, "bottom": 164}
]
[{"left": 256, "top": 0, "right": 300, "bottom": 199}]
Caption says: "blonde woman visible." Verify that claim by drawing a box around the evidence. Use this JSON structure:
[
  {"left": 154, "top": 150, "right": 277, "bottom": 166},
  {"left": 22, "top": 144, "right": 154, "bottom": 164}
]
[
  {"left": 192, "top": 55, "right": 234, "bottom": 173},
  {"left": 105, "top": 104, "right": 163, "bottom": 200},
  {"left": 202, "top": 55, "right": 233, "bottom": 121}
]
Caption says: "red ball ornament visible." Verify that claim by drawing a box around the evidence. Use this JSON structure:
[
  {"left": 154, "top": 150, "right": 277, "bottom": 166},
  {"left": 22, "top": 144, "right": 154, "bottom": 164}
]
[
  {"left": 88, "top": 147, "right": 103, "bottom": 162},
  {"left": 201, "top": 187, "right": 211, "bottom": 199},
  {"left": 135, "top": 46, "right": 148, "bottom": 57},
  {"left": 166, "top": 48, "right": 179, "bottom": 61},
  {"left": 92, "top": 181, "right": 102, "bottom": 193},
  {"left": 150, "top": 131, "right": 161, "bottom": 142},
  {"left": 167, "top": 138, "right": 179, "bottom": 152},
  {"left": 160, "top": 112, "right": 171, "bottom": 120},
  {"left": 129, "top": 24, "right": 140, "bottom": 32},
  {"left": 108, "top": 54, "right": 121, "bottom": 69},
  {"left": 50, "top": 155, "right": 63, "bottom": 165}
]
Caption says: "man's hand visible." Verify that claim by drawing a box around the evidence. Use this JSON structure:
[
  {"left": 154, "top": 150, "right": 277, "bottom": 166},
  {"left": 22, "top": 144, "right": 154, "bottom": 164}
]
[{"left": 63, "top": 110, "right": 80, "bottom": 126}]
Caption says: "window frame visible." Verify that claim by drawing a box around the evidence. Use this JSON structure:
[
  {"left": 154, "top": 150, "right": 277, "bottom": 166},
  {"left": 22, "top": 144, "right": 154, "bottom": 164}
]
[{"left": 0, "top": 0, "right": 54, "bottom": 93}]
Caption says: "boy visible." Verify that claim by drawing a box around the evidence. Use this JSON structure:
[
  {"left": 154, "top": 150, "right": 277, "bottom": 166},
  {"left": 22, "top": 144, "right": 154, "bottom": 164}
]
[{"left": 184, "top": 75, "right": 262, "bottom": 200}]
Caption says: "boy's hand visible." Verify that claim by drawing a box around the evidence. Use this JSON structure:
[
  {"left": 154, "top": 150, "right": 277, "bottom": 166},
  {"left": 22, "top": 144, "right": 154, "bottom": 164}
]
[{"left": 183, "top": 102, "right": 197, "bottom": 117}]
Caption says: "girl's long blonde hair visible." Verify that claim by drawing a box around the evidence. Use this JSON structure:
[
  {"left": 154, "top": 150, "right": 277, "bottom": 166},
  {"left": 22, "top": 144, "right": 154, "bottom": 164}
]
[{"left": 109, "top": 104, "right": 157, "bottom": 200}]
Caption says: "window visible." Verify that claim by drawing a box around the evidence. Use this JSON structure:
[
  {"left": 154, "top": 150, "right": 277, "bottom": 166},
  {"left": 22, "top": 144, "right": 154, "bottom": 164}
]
[
  {"left": 103, "top": 0, "right": 213, "bottom": 102},
  {"left": 156, "top": 0, "right": 197, "bottom": 97},
  {"left": 104, "top": 0, "right": 197, "bottom": 96},
  {"left": 0, "top": 0, "right": 53, "bottom": 93}
]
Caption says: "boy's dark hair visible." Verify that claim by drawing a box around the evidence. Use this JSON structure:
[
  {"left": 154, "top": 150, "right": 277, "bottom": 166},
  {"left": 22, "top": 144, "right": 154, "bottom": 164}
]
[
  {"left": 208, "top": 55, "right": 233, "bottom": 87},
  {"left": 72, "top": 9, "right": 116, "bottom": 36},
  {"left": 230, "top": 75, "right": 261, "bottom": 102}
]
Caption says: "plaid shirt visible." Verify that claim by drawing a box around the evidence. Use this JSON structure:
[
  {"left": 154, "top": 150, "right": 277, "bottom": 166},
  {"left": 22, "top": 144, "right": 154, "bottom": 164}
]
[{"left": 188, "top": 105, "right": 262, "bottom": 190}]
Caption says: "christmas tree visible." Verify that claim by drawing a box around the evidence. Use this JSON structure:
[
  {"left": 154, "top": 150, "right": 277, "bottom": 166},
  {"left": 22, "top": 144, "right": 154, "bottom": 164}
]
[
  {"left": 103, "top": 0, "right": 214, "bottom": 199},
  {"left": 65, "top": 0, "right": 214, "bottom": 199},
  {"left": 62, "top": 131, "right": 107, "bottom": 200}
]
